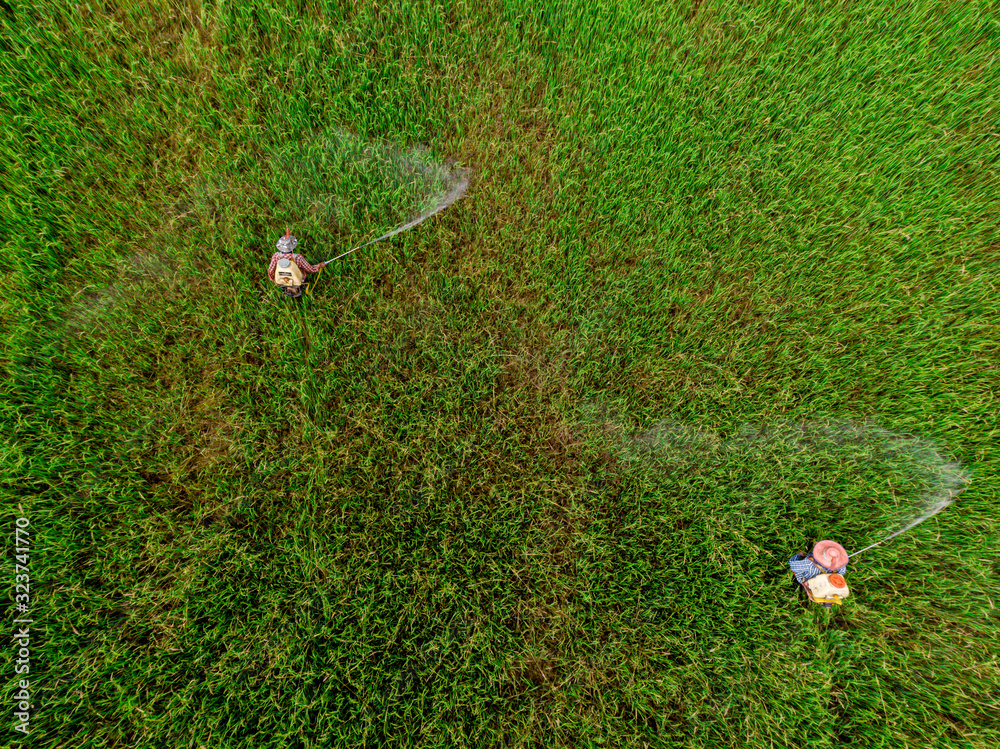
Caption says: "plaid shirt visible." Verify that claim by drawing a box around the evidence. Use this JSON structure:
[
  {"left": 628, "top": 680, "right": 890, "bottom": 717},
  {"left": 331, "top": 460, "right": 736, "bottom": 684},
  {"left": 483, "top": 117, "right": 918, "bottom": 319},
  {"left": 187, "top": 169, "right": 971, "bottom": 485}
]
[
  {"left": 267, "top": 253, "right": 323, "bottom": 284},
  {"left": 789, "top": 553, "right": 847, "bottom": 584}
]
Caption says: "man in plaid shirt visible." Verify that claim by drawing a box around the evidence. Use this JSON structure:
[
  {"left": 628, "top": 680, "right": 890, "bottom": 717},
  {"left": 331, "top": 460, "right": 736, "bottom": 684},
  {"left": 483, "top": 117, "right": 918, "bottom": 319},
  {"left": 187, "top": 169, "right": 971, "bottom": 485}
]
[
  {"left": 789, "top": 540, "right": 849, "bottom": 608},
  {"left": 268, "top": 228, "right": 326, "bottom": 297}
]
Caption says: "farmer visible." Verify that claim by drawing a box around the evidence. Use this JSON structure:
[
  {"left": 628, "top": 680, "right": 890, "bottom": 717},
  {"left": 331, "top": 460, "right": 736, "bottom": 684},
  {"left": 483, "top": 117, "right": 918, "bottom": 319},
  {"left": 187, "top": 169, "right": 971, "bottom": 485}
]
[
  {"left": 789, "top": 540, "right": 849, "bottom": 608},
  {"left": 268, "top": 228, "right": 326, "bottom": 298}
]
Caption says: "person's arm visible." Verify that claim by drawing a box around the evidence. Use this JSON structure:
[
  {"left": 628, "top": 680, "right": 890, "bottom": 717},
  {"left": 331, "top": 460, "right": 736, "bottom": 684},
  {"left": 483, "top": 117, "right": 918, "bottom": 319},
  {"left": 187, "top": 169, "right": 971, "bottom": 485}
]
[
  {"left": 294, "top": 255, "right": 325, "bottom": 274},
  {"left": 267, "top": 254, "right": 278, "bottom": 283}
]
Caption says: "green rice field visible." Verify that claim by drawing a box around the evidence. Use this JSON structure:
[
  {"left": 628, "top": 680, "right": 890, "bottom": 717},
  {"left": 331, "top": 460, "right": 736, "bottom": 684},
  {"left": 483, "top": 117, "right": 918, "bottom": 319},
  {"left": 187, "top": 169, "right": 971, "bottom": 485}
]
[{"left": 2, "top": 1, "right": 999, "bottom": 746}]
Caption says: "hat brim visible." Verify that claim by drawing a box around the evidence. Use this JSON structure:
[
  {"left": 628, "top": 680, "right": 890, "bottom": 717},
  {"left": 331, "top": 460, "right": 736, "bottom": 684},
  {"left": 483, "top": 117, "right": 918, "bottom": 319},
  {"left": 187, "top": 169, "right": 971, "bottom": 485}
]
[{"left": 813, "top": 540, "right": 849, "bottom": 569}]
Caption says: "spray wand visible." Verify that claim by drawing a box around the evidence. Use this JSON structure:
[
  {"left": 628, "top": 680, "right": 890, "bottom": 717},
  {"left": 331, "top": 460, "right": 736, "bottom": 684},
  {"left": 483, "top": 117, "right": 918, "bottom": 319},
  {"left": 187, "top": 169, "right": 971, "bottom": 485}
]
[
  {"left": 320, "top": 170, "right": 469, "bottom": 266},
  {"left": 321, "top": 233, "right": 394, "bottom": 265}
]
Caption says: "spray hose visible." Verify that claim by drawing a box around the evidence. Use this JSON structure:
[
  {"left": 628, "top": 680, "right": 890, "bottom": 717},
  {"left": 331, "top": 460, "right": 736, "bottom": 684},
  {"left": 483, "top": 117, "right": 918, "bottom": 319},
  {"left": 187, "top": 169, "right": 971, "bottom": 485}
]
[
  {"left": 307, "top": 264, "right": 322, "bottom": 296},
  {"left": 322, "top": 234, "right": 390, "bottom": 266}
]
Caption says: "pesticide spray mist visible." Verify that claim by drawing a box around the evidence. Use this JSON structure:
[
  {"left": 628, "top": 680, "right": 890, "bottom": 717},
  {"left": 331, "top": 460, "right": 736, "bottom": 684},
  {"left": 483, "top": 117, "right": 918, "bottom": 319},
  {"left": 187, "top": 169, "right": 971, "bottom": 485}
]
[
  {"left": 601, "top": 414, "right": 972, "bottom": 559},
  {"left": 846, "top": 434, "right": 971, "bottom": 558},
  {"left": 324, "top": 165, "right": 469, "bottom": 264},
  {"left": 269, "top": 126, "right": 469, "bottom": 264}
]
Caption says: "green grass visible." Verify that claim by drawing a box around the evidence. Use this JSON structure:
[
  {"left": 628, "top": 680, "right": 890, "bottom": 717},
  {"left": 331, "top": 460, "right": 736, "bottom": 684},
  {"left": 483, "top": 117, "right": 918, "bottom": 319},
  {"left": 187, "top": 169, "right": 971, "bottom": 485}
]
[{"left": 2, "top": 0, "right": 999, "bottom": 747}]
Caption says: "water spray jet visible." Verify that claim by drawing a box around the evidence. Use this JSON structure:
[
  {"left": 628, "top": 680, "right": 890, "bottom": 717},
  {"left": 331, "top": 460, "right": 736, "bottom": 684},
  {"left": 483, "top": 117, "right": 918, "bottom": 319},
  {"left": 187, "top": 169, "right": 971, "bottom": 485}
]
[
  {"left": 268, "top": 129, "right": 469, "bottom": 301},
  {"left": 847, "top": 482, "right": 969, "bottom": 559}
]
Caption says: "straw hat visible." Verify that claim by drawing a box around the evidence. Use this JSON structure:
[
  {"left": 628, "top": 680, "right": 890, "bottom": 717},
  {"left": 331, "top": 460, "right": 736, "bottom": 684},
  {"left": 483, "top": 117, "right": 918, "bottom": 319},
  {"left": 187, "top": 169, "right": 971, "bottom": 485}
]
[
  {"left": 812, "top": 540, "right": 849, "bottom": 570},
  {"left": 276, "top": 227, "right": 298, "bottom": 253}
]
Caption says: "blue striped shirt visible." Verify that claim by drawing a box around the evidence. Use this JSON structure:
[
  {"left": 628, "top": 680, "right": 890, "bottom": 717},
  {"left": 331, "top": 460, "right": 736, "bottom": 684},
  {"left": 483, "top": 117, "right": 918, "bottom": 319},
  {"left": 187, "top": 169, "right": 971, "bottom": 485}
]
[{"left": 789, "top": 553, "right": 847, "bottom": 584}]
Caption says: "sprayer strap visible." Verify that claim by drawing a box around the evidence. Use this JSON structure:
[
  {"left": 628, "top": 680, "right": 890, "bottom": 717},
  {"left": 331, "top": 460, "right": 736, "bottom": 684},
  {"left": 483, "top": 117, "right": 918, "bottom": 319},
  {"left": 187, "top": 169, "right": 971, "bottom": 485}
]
[{"left": 807, "top": 554, "right": 845, "bottom": 575}]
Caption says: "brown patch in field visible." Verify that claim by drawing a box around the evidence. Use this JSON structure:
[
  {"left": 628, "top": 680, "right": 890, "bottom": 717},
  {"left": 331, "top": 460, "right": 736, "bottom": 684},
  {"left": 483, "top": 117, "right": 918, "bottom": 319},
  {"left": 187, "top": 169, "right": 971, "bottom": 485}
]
[
  {"left": 504, "top": 531, "right": 586, "bottom": 706},
  {"left": 494, "top": 344, "right": 583, "bottom": 473},
  {"left": 122, "top": 512, "right": 235, "bottom": 652},
  {"left": 131, "top": 246, "right": 184, "bottom": 283},
  {"left": 511, "top": 653, "right": 561, "bottom": 689},
  {"left": 173, "top": 8, "right": 222, "bottom": 88},
  {"left": 97, "top": 1, "right": 223, "bottom": 86},
  {"left": 495, "top": 340, "right": 594, "bottom": 708},
  {"left": 183, "top": 413, "right": 239, "bottom": 477},
  {"left": 499, "top": 346, "right": 569, "bottom": 400},
  {"left": 448, "top": 57, "right": 561, "bottom": 265},
  {"left": 175, "top": 367, "right": 243, "bottom": 480},
  {"left": 687, "top": 265, "right": 780, "bottom": 335},
  {"left": 64, "top": 162, "right": 233, "bottom": 342}
]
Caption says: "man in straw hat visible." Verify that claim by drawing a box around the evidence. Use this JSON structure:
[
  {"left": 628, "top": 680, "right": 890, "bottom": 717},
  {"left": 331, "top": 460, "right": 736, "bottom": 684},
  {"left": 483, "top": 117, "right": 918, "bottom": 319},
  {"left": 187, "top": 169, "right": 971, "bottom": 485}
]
[
  {"left": 268, "top": 228, "right": 327, "bottom": 298},
  {"left": 789, "top": 540, "right": 850, "bottom": 607}
]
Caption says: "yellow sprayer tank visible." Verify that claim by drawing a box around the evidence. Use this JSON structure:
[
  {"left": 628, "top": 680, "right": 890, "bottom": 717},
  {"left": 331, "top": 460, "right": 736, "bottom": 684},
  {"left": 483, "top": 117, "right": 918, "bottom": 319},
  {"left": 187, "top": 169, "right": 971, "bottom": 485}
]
[{"left": 806, "top": 573, "right": 850, "bottom": 603}]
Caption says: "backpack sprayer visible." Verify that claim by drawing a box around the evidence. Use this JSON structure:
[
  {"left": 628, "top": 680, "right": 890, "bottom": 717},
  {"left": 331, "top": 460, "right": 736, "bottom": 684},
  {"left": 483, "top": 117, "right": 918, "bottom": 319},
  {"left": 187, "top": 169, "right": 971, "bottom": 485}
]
[{"left": 273, "top": 229, "right": 307, "bottom": 293}]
